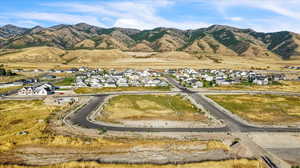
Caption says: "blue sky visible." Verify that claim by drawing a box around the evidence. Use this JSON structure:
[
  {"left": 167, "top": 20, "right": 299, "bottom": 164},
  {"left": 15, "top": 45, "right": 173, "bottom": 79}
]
[{"left": 1, "top": 0, "right": 300, "bottom": 32}]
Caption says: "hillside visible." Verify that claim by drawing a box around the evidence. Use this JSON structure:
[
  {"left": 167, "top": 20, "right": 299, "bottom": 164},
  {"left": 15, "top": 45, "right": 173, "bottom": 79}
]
[{"left": 0, "top": 23, "right": 300, "bottom": 59}]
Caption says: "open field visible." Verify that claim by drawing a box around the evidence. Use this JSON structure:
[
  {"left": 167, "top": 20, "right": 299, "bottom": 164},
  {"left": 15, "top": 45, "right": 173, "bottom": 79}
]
[
  {"left": 74, "top": 86, "right": 170, "bottom": 94},
  {"left": 212, "top": 81, "right": 300, "bottom": 92},
  {"left": 54, "top": 77, "right": 75, "bottom": 86},
  {"left": 0, "top": 100, "right": 234, "bottom": 166},
  {"left": 99, "top": 94, "right": 207, "bottom": 122},
  {"left": 0, "top": 100, "right": 65, "bottom": 151},
  {"left": 208, "top": 94, "right": 300, "bottom": 125},
  {"left": 0, "top": 72, "right": 44, "bottom": 83},
  {"left": 0, "top": 86, "right": 22, "bottom": 94},
  {"left": 1, "top": 47, "right": 300, "bottom": 70},
  {"left": 0, "top": 100, "right": 120, "bottom": 152},
  {"left": 0, "top": 76, "right": 24, "bottom": 83},
  {"left": 0, "top": 159, "right": 264, "bottom": 168}
]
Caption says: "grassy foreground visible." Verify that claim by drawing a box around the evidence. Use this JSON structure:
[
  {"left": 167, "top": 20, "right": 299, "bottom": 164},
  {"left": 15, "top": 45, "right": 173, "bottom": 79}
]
[
  {"left": 208, "top": 94, "right": 300, "bottom": 125},
  {"left": 74, "top": 86, "right": 170, "bottom": 94},
  {"left": 0, "top": 99, "right": 233, "bottom": 167},
  {"left": 0, "top": 159, "right": 264, "bottom": 168},
  {"left": 0, "top": 100, "right": 119, "bottom": 152},
  {"left": 100, "top": 94, "right": 207, "bottom": 122}
]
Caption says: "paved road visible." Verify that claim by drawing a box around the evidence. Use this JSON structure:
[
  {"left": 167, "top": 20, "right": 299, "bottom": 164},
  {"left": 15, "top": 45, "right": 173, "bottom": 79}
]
[
  {"left": 66, "top": 77, "right": 300, "bottom": 133},
  {"left": 67, "top": 96, "right": 229, "bottom": 132},
  {"left": 166, "top": 77, "right": 300, "bottom": 133}
]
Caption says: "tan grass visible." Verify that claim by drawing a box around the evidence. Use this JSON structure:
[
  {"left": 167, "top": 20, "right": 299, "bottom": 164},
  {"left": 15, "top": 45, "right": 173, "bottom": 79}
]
[
  {"left": 208, "top": 94, "right": 300, "bottom": 125},
  {"left": 0, "top": 159, "right": 264, "bottom": 168},
  {"left": 0, "top": 86, "right": 22, "bottom": 94},
  {"left": 212, "top": 81, "right": 300, "bottom": 92},
  {"left": 99, "top": 94, "right": 207, "bottom": 122},
  {"left": 1, "top": 47, "right": 300, "bottom": 70}
]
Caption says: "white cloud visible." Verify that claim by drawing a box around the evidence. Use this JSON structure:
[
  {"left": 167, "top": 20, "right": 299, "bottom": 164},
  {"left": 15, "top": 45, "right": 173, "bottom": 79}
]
[
  {"left": 41, "top": 1, "right": 210, "bottom": 30},
  {"left": 215, "top": 0, "right": 300, "bottom": 20},
  {"left": 226, "top": 17, "right": 243, "bottom": 21},
  {"left": 206, "top": 0, "right": 300, "bottom": 33},
  {"left": 14, "top": 12, "right": 105, "bottom": 27}
]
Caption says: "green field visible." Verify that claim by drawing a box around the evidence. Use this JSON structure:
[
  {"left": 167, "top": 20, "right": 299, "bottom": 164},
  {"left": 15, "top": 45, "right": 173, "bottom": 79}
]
[
  {"left": 54, "top": 77, "right": 75, "bottom": 86},
  {"left": 74, "top": 86, "right": 170, "bottom": 94},
  {"left": 100, "top": 94, "right": 207, "bottom": 122},
  {"left": 208, "top": 94, "right": 300, "bottom": 125}
]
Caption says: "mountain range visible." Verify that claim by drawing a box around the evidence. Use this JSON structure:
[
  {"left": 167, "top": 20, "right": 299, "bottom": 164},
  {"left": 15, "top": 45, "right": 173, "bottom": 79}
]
[{"left": 0, "top": 23, "right": 300, "bottom": 60}]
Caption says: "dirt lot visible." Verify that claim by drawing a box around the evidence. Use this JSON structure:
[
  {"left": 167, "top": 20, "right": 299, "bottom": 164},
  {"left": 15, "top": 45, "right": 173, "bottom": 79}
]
[
  {"left": 98, "top": 94, "right": 209, "bottom": 123},
  {"left": 208, "top": 94, "right": 300, "bottom": 125},
  {"left": 249, "top": 133, "right": 300, "bottom": 165}
]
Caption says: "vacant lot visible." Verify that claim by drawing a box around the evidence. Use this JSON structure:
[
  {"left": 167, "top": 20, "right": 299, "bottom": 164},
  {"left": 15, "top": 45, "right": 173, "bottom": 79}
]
[
  {"left": 212, "top": 81, "right": 300, "bottom": 92},
  {"left": 0, "top": 100, "right": 119, "bottom": 152},
  {"left": 74, "top": 86, "right": 170, "bottom": 94},
  {"left": 0, "top": 100, "right": 234, "bottom": 166},
  {"left": 208, "top": 94, "right": 300, "bottom": 125},
  {"left": 0, "top": 100, "right": 64, "bottom": 151},
  {"left": 54, "top": 77, "right": 75, "bottom": 86},
  {"left": 100, "top": 94, "right": 207, "bottom": 122},
  {"left": 0, "top": 159, "right": 263, "bottom": 168},
  {"left": 0, "top": 86, "right": 22, "bottom": 95}
]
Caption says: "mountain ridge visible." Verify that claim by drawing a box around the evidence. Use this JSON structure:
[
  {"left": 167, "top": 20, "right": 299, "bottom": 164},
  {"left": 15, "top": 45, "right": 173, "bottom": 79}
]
[{"left": 0, "top": 23, "right": 299, "bottom": 59}]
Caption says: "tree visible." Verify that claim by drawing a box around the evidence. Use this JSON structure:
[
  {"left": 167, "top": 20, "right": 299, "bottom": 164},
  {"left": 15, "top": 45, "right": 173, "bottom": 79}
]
[
  {"left": 0, "top": 68, "right": 6, "bottom": 76},
  {"left": 5, "top": 70, "right": 15, "bottom": 76}
]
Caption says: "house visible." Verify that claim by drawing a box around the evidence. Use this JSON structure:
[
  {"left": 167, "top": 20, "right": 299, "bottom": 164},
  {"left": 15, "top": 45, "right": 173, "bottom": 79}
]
[
  {"left": 216, "top": 80, "right": 232, "bottom": 86},
  {"left": 116, "top": 78, "right": 129, "bottom": 87},
  {"left": 79, "top": 67, "right": 88, "bottom": 72},
  {"left": 253, "top": 78, "right": 269, "bottom": 85},
  {"left": 104, "top": 82, "right": 117, "bottom": 88},
  {"left": 158, "top": 81, "right": 169, "bottom": 87},
  {"left": 90, "top": 82, "right": 103, "bottom": 88},
  {"left": 192, "top": 81, "right": 203, "bottom": 88},
  {"left": 18, "top": 83, "right": 55, "bottom": 96}
]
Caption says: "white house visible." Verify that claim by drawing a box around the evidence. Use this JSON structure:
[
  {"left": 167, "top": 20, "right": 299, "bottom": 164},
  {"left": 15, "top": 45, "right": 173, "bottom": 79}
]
[{"left": 18, "top": 83, "right": 55, "bottom": 96}]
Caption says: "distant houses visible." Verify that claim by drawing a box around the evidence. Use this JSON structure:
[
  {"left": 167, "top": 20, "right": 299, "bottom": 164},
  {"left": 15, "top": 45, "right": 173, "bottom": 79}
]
[
  {"left": 169, "top": 68, "right": 287, "bottom": 88},
  {"left": 74, "top": 69, "right": 168, "bottom": 88}
]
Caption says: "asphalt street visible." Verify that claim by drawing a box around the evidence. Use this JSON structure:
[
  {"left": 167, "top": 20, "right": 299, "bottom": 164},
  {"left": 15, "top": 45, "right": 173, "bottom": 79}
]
[{"left": 67, "top": 77, "right": 300, "bottom": 133}]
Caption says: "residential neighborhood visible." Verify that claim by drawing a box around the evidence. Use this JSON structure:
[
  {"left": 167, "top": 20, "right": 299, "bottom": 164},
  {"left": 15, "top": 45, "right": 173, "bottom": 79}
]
[
  {"left": 166, "top": 68, "right": 286, "bottom": 88},
  {"left": 75, "top": 68, "right": 169, "bottom": 88},
  {"left": 1, "top": 67, "right": 292, "bottom": 96}
]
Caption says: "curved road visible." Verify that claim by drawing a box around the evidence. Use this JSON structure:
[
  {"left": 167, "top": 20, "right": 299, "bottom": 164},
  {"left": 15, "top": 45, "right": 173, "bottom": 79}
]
[
  {"left": 66, "top": 77, "right": 300, "bottom": 133},
  {"left": 67, "top": 95, "right": 229, "bottom": 132}
]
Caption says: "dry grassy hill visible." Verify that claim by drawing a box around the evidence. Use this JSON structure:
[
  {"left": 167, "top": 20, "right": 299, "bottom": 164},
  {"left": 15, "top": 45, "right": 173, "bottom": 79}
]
[
  {"left": 1, "top": 23, "right": 300, "bottom": 60},
  {"left": 0, "top": 47, "right": 66, "bottom": 63},
  {"left": 0, "top": 46, "right": 298, "bottom": 71}
]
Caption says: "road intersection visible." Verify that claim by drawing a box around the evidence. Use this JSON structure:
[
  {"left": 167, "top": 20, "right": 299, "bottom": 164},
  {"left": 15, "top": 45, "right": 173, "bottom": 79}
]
[{"left": 66, "top": 76, "right": 300, "bottom": 133}]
